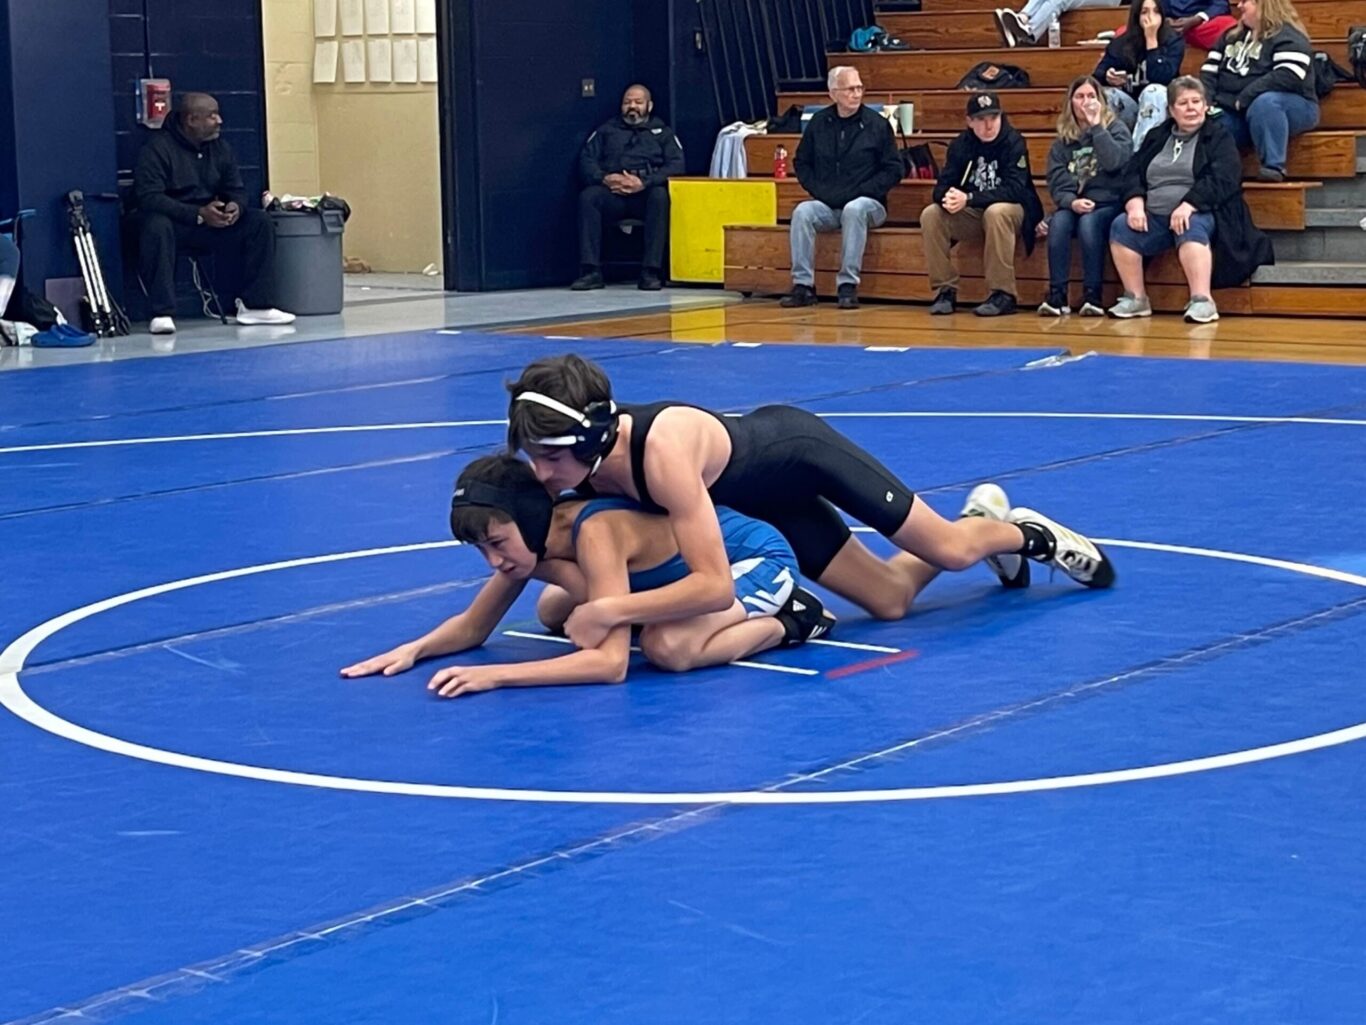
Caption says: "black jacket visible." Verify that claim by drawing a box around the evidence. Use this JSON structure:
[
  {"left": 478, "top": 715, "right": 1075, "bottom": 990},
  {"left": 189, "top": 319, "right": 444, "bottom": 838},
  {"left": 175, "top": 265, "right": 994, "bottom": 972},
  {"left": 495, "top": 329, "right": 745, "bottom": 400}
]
[
  {"left": 133, "top": 119, "right": 248, "bottom": 225},
  {"left": 1094, "top": 30, "right": 1186, "bottom": 95},
  {"left": 933, "top": 117, "right": 1046, "bottom": 253},
  {"left": 793, "top": 105, "right": 902, "bottom": 210},
  {"left": 579, "top": 116, "right": 685, "bottom": 190},
  {"left": 1200, "top": 24, "right": 1318, "bottom": 109},
  {"left": 1122, "top": 117, "right": 1274, "bottom": 287}
]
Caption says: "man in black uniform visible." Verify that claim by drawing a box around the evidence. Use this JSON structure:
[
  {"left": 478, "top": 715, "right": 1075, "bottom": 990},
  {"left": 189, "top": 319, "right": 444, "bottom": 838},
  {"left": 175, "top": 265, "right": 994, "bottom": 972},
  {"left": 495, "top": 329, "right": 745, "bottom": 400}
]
[
  {"left": 572, "top": 84, "right": 685, "bottom": 292},
  {"left": 134, "top": 92, "right": 294, "bottom": 335}
]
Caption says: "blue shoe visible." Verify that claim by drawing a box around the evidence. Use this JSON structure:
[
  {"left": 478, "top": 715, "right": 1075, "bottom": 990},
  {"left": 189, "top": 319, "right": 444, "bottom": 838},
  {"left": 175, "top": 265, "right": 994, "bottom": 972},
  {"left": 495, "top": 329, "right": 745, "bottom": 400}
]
[{"left": 32, "top": 323, "right": 96, "bottom": 347}]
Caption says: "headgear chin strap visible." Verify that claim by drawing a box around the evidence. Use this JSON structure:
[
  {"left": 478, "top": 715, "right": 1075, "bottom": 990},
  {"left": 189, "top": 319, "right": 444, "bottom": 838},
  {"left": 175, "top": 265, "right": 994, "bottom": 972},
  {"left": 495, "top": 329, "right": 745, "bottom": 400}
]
[
  {"left": 450, "top": 476, "right": 553, "bottom": 557},
  {"left": 514, "top": 391, "right": 620, "bottom": 475}
]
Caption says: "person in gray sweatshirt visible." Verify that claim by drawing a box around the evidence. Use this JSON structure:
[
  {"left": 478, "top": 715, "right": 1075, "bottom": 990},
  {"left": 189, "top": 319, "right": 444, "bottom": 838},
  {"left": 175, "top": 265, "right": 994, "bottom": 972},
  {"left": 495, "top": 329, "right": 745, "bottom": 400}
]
[{"left": 1041, "top": 75, "right": 1134, "bottom": 315}]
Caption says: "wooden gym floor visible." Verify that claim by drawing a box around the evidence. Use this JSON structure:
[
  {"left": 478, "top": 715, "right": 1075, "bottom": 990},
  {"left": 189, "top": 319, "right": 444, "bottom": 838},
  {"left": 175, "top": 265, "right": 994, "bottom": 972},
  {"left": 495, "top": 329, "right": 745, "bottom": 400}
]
[{"left": 502, "top": 296, "right": 1366, "bottom": 366}]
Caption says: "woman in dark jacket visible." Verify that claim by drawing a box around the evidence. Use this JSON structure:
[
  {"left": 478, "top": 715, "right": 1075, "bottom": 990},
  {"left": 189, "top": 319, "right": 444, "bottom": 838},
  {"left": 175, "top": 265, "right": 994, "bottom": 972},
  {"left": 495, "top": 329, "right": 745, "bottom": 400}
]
[
  {"left": 1108, "top": 76, "right": 1273, "bottom": 322},
  {"left": 1096, "top": 0, "right": 1186, "bottom": 146},
  {"left": 1199, "top": 0, "right": 1318, "bottom": 181},
  {"left": 1042, "top": 75, "right": 1134, "bottom": 315}
]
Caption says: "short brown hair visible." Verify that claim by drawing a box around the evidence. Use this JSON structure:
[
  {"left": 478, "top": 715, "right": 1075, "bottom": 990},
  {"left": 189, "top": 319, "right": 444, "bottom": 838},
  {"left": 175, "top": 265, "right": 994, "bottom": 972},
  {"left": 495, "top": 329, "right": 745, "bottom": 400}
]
[{"left": 504, "top": 354, "right": 613, "bottom": 453}]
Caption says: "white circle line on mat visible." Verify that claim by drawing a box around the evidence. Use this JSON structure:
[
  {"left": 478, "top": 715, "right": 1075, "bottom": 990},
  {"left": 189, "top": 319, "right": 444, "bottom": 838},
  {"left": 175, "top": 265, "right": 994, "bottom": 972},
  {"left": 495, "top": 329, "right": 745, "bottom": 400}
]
[
  {"left": 3, "top": 410, "right": 1363, "bottom": 456},
  {"left": 2, "top": 539, "right": 1363, "bottom": 805}
]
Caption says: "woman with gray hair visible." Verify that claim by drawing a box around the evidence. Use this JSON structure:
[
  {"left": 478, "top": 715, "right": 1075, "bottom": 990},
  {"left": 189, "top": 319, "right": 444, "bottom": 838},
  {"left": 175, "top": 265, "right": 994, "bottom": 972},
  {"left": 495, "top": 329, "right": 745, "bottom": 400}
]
[{"left": 1107, "top": 76, "right": 1272, "bottom": 323}]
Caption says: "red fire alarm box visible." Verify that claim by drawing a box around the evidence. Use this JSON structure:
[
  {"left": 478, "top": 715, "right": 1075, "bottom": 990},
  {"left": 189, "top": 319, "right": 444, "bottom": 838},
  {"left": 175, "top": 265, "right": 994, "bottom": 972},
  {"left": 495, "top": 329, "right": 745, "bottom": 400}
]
[{"left": 139, "top": 78, "right": 172, "bottom": 129}]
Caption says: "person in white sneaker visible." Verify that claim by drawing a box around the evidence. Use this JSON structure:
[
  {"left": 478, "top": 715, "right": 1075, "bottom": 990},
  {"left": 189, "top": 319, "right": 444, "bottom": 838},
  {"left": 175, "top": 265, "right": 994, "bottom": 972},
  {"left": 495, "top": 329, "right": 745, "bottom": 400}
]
[
  {"left": 1107, "top": 77, "right": 1271, "bottom": 323},
  {"left": 134, "top": 93, "right": 295, "bottom": 334}
]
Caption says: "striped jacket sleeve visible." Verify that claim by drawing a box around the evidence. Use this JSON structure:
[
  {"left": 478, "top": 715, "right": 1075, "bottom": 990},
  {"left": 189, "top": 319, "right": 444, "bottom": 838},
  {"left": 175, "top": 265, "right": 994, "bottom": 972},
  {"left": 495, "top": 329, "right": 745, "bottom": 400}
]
[{"left": 1236, "top": 30, "right": 1314, "bottom": 109}]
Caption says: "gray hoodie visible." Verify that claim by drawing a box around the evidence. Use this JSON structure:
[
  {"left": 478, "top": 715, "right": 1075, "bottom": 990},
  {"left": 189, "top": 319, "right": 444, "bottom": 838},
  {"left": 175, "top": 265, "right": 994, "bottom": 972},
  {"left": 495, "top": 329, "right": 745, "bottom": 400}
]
[{"left": 1045, "top": 119, "right": 1133, "bottom": 210}]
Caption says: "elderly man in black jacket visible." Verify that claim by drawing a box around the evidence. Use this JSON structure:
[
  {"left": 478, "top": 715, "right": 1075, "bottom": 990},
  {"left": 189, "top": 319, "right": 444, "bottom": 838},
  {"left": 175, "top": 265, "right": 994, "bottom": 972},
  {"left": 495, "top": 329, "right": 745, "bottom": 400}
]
[
  {"left": 134, "top": 93, "right": 293, "bottom": 335},
  {"left": 781, "top": 66, "right": 902, "bottom": 310},
  {"left": 573, "top": 84, "right": 685, "bottom": 292}
]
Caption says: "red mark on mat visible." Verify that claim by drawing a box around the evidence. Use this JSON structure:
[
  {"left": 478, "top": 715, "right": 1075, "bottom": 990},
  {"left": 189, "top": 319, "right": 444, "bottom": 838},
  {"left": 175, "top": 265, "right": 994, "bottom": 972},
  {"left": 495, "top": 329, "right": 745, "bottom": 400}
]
[{"left": 826, "top": 649, "right": 920, "bottom": 680}]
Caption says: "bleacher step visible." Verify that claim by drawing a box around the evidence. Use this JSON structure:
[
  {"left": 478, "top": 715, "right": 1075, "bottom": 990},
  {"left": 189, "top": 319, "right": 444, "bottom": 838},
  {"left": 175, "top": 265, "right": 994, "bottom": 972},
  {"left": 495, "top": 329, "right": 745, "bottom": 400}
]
[
  {"left": 1253, "top": 261, "right": 1366, "bottom": 286},
  {"left": 1303, "top": 208, "right": 1366, "bottom": 228},
  {"left": 1267, "top": 222, "right": 1366, "bottom": 261}
]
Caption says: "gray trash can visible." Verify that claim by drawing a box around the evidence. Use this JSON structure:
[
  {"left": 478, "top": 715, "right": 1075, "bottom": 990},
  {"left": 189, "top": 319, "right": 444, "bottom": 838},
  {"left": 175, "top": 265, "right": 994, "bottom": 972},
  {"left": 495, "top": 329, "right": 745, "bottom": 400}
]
[{"left": 269, "top": 208, "right": 346, "bottom": 315}]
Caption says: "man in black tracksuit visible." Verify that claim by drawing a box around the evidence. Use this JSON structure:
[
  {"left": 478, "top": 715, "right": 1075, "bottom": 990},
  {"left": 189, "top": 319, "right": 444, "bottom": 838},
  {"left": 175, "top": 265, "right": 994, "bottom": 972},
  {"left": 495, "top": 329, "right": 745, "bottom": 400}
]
[
  {"left": 573, "top": 85, "right": 685, "bottom": 292},
  {"left": 134, "top": 93, "right": 292, "bottom": 333},
  {"left": 780, "top": 66, "right": 902, "bottom": 311}
]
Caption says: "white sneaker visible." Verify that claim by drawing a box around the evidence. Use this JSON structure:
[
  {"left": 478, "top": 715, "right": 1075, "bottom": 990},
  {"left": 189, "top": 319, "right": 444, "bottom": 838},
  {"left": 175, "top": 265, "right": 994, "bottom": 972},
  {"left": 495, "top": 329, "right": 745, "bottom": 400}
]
[
  {"left": 149, "top": 316, "right": 177, "bottom": 335},
  {"left": 1007, "top": 507, "right": 1116, "bottom": 589},
  {"left": 235, "top": 300, "right": 296, "bottom": 326},
  {"left": 961, "top": 483, "right": 1030, "bottom": 589}
]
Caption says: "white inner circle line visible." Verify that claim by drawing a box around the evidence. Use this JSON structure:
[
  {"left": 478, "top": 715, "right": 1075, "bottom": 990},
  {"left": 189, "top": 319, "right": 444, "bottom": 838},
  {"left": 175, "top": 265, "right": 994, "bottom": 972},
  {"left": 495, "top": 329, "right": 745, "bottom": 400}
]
[{"left": 3, "top": 539, "right": 1364, "bottom": 805}]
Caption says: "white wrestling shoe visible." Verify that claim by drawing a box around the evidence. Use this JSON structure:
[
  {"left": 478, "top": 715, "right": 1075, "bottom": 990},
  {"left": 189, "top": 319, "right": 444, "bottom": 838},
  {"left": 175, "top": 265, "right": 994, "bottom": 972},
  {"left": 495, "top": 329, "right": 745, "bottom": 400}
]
[
  {"left": 149, "top": 316, "right": 176, "bottom": 335},
  {"left": 1007, "top": 507, "right": 1116, "bottom": 589},
  {"left": 960, "top": 482, "right": 1030, "bottom": 589}
]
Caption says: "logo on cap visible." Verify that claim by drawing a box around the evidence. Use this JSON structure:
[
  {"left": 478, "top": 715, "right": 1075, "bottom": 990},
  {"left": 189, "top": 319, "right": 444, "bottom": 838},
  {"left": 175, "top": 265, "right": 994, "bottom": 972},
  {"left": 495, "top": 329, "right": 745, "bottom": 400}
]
[{"left": 977, "top": 95, "right": 992, "bottom": 108}]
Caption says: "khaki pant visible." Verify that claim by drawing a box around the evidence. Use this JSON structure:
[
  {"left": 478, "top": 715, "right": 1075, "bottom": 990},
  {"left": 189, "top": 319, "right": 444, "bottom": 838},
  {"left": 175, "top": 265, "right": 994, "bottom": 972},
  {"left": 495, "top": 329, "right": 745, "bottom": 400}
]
[{"left": 919, "top": 202, "right": 1024, "bottom": 296}]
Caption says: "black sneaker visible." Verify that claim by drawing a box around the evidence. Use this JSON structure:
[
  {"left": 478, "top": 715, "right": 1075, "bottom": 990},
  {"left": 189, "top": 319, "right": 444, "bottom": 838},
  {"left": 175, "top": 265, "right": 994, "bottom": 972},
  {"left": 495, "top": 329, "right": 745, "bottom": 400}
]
[
  {"left": 1256, "top": 167, "right": 1286, "bottom": 183},
  {"left": 570, "top": 270, "right": 605, "bottom": 291},
  {"left": 775, "top": 586, "right": 836, "bottom": 647},
  {"left": 779, "top": 283, "right": 818, "bottom": 308},
  {"left": 837, "top": 283, "right": 859, "bottom": 310},
  {"left": 974, "top": 290, "right": 1018, "bottom": 317},
  {"left": 638, "top": 269, "right": 663, "bottom": 291},
  {"left": 929, "top": 286, "right": 957, "bottom": 315}
]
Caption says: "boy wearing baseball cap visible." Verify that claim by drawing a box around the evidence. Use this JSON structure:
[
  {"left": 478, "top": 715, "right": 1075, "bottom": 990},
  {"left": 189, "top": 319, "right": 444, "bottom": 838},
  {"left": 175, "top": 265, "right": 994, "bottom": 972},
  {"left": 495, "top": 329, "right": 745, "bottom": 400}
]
[{"left": 919, "top": 91, "right": 1044, "bottom": 317}]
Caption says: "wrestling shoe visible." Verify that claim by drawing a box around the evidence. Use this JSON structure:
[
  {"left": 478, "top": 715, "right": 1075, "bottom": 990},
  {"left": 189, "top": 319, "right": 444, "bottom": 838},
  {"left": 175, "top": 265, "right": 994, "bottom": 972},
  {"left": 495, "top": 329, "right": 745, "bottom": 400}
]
[
  {"left": 960, "top": 482, "right": 1029, "bottom": 589},
  {"left": 775, "top": 586, "right": 836, "bottom": 647},
  {"left": 1007, "top": 507, "right": 1116, "bottom": 588}
]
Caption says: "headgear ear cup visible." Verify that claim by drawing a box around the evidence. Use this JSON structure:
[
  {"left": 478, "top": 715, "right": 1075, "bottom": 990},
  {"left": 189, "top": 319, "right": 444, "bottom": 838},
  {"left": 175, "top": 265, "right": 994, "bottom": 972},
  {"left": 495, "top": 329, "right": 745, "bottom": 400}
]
[{"left": 513, "top": 391, "right": 620, "bottom": 468}]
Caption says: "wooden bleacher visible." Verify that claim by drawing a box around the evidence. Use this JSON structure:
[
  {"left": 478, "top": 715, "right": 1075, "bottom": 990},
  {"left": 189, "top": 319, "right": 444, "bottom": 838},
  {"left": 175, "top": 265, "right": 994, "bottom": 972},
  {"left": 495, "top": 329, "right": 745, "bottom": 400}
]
[
  {"left": 745, "top": 131, "right": 1360, "bottom": 179},
  {"left": 772, "top": 86, "right": 1366, "bottom": 133},
  {"left": 874, "top": 0, "right": 1362, "bottom": 48},
  {"left": 721, "top": 1, "right": 1366, "bottom": 317},
  {"left": 768, "top": 177, "right": 1318, "bottom": 231}
]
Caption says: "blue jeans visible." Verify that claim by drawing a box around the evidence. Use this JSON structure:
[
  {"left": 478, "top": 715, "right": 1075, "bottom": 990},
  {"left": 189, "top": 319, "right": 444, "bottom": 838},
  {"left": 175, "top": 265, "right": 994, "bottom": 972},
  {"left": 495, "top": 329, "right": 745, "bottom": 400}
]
[
  {"left": 789, "top": 197, "right": 887, "bottom": 288},
  {"left": 1107, "top": 83, "right": 1170, "bottom": 148},
  {"left": 1018, "top": 0, "right": 1119, "bottom": 40},
  {"left": 1048, "top": 203, "right": 1122, "bottom": 298},
  {"left": 1216, "top": 91, "right": 1319, "bottom": 173},
  {"left": 1110, "top": 209, "right": 1215, "bottom": 255}
]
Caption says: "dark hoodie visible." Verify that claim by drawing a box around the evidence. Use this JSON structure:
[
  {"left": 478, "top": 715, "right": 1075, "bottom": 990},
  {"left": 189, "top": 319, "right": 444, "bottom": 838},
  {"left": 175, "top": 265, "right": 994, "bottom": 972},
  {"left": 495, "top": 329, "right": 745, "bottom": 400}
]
[
  {"left": 932, "top": 115, "right": 1045, "bottom": 252},
  {"left": 133, "top": 118, "right": 247, "bottom": 225},
  {"left": 579, "top": 115, "right": 686, "bottom": 189}
]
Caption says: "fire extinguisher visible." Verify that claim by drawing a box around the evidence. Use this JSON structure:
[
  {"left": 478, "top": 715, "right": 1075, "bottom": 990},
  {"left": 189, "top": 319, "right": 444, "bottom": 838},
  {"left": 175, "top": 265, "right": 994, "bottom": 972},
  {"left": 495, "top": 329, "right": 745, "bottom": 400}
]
[{"left": 773, "top": 145, "right": 788, "bottom": 179}]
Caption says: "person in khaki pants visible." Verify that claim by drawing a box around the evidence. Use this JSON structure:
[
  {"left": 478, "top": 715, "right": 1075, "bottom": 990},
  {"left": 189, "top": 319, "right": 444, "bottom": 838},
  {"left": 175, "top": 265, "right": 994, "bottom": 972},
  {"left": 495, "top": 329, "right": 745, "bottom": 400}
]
[{"left": 920, "top": 92, "right": 1044, "bottom": 317}]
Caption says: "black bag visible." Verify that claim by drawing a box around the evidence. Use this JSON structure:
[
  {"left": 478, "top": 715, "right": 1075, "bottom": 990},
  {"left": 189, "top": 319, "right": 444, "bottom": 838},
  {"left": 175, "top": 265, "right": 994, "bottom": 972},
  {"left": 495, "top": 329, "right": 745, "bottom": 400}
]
[
  {"left": 1311, "top": 51, "right": 1353, "bottom": 97},
  {"left": 956, "top": 62, "right": 1031, "bottom": 90},
  {"left": 767, "top": 104, "right": 804, "bottom": 135},
  {"left": 3, "top": 287, "right": 60, "bottom": 331},
  {"left": 1349, "top": 25, "right": 1366, "bottom": 88}
]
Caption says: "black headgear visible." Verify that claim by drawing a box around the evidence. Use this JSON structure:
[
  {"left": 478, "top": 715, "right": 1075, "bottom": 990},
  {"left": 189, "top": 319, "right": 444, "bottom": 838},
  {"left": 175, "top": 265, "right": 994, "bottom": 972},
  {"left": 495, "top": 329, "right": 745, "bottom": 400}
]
[
  {"left": 450, "top": 474, "right": 553, "bottom": 558},
  {"left": 513, "top": 391, "right": 620, "bottom": 473}
]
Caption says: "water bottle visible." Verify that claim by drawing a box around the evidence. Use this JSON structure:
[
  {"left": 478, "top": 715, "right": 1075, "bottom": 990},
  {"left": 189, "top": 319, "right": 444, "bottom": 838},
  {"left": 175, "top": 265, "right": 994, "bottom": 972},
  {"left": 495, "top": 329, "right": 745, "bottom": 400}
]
[
  {"left": 773, "top": 145, "right": 788, "bottom": 179},
  {"left": 1047, "top": 15, "right": 1061, "bottom": 49}
]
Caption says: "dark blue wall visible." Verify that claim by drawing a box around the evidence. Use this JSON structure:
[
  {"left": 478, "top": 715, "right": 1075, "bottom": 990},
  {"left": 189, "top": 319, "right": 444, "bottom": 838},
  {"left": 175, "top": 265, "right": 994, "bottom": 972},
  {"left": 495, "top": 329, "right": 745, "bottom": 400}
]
[
  {"left": 1, "top": 0, "right": 122, "bottom": 296},
  {"left": 109, "top": 0, "right": 267, "bottom": 200},
  {"left": 456, "top": 0, "right": 636, "bottom": 290},
  {"left": 0, "top": 7, "right": 16, "bottom": 217},
  {"left": 108, "top": 0, "right": 266, "bottom": 315},
  {"left": 445, "top": 0, "right": 719, "bottom": 291}
]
